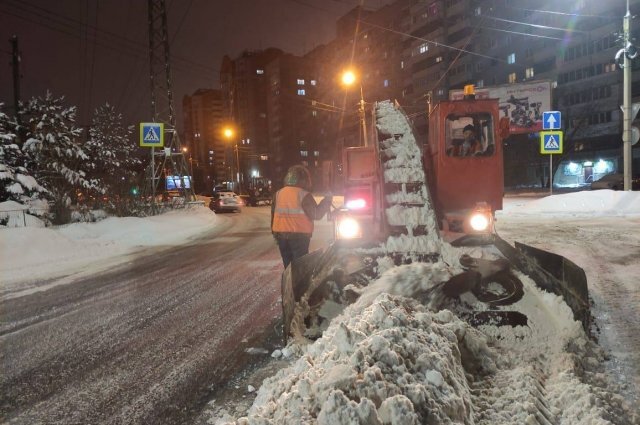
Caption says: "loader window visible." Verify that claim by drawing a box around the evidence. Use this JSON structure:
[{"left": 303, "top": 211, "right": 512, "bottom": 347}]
[{"left": 445, "top": 114, "right": 495, "bottom": 157}]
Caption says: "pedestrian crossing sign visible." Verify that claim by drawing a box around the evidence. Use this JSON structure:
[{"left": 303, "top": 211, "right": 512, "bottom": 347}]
[
  {"left": 140, "top": 122, "right": 164, "bottom": 147},
  {"left": 540, "top": 131, "right": 563, "bottom": 154}
]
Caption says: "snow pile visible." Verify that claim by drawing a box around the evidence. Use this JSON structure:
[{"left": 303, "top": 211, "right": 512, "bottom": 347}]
[
  {"left": 0, "top": 202, "right": 222, "bottom": 291},
  {"left": 501, "top": 190, "right": 640, "bottom": 216},
  {"left": 233, "top": 292, "right": 496, "bottom": 425}
]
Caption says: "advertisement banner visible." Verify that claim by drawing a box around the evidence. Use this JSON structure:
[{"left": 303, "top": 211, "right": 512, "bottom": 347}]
[{"left": 449, "top": 80, "right": 552, "bottom": 134}]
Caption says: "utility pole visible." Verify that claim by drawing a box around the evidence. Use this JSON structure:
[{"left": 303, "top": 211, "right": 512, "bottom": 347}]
[
  {"left": 621, "top": 0, "right": 637, "bottom": 190},
  {"left": 10, "top": 35, "right": 21, "bottom": 131},
  {"left": 359, "top": 86, "right": 368, "bottom": 147},
  {"left": 145, "top": 0, "right": 195, "bottom": 208}
]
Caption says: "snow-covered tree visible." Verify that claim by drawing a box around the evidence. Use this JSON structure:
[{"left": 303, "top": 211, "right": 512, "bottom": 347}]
[
  {"left": 84, "top": 103, "right": 142, "bottom": 214},
  {"left": 0, "top": 104, "right": 46, "bottom": 205},
  {"left": 21, "top": 92, "right": 100, "bottom": 223}
]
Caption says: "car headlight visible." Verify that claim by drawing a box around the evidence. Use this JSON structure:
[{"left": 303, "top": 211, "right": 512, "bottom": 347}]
[{"left": 337, "top": 217, "right": 362, "bottom": 239}]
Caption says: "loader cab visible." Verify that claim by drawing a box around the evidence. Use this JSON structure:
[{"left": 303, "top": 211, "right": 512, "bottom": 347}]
[{"left": 425, "top": 96, "right": 504, "bottom": 240}]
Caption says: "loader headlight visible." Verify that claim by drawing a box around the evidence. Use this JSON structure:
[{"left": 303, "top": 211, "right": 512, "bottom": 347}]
[
  {"left": 337, "top": 217, "right": 362, "bottom": 239},
  {"left": 469, "top": 212, "right": 490, "bottom": 231}
]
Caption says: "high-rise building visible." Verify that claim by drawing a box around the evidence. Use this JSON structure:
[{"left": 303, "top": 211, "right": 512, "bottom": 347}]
[
  {"left": 220, "top": 48, "right": 284, "bottom": 190},
  {"left": 182, "top": 89, "right": 224, "bottom": 192},
  {"left": 265, "top": 53, "right": 322, "bottom": 187},
  {"left": 403, "top": 0, "right": 640, "bottom": 187}
]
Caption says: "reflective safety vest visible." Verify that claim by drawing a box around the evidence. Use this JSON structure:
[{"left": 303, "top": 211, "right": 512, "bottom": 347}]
[{"left": 272, "top": 186, "right": 314, "bottom": 234}]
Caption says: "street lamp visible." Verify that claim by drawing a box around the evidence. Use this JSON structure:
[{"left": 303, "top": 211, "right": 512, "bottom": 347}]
[
  {"left": 341, "top": 69, "right": 368, "bottom": 147},
  {"left": 182, "top": 147, "right": 194, "bottom": 190},
  {"left": 222, "top": 126, "right": 241, "bottom": 192}
]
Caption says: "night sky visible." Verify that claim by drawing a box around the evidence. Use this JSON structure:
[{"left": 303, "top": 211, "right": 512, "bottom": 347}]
[{"left": 0, "top": 0, "right": 393, "bottom": 130}]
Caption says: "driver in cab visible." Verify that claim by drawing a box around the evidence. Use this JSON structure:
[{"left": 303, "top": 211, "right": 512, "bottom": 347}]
[{"left": 449, "top": 124, "right": 483, "bottom": 157}]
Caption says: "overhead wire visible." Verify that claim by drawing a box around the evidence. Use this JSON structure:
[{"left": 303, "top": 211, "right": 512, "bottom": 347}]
[
  {"left": 483, "top": 15, "right": 588, "bottom": 34},
  {"left": 87, "top": 0, "right": 100, "bottom": 119},
  {"left": 504, "top": 5, "right": 619, "bottom": 20},
  {"left": 1, "top": 0, "right": 219, "bottom": 76},
  {"left": 478, "top": 26, "right": 563, "bottom": 41}
]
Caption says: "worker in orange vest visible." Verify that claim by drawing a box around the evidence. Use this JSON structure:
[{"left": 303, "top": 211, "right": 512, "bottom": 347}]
[{"left": 271, "top": 165, "right": 332, "bottom": 268}]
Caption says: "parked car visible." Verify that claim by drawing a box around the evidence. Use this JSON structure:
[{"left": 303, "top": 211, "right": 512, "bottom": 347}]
[
  {"left": 209, "top": 191, "right": 243, "bottom": 213},
  {"left": 590, "top": 173, "right": 640, "bottom": 191}
]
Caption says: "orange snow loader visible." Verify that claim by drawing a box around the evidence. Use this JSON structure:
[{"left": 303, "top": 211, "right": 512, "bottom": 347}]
[{"left": 281, "top": 88, "right": 590, "bottom": 342}]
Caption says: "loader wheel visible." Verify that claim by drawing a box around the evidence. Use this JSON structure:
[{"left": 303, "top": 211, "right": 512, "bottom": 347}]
[{"left": 472, "top": 271, "right": 524, "bottom": 306}]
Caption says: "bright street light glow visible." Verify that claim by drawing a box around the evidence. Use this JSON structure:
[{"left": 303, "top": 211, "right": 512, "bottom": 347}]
[
  {"left": 223, "top": 127, "right": 234, "bottom": 139},
  {"left": 342, "top": 70, "right": 356, "bottom": 86}
]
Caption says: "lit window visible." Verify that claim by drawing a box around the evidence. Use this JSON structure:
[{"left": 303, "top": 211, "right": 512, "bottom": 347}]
[
  {"left": 400, "top": 60, "right": 404, "bottom": 69},
  {"left": 525, "top": 67, "right": 535, "bottom": 78},
  {"left": 297, "top": 89, "right": 306, "bottom": 95},
  {"left": 437, "top": 89, "right": 444, "bottom": 96},
  {"left": 310, "top": 80, "right": 317, "bottom": 85},
  {"left": 383, "top": 79, "right": 389, "bottom": 87},
  {"left": 300, "top": 150, "right": 308, "bottom": 157},
  {"left": 208, "top": 150, "right": 214, "bottom": 154},
  {"left": 436, "top": 56, "right": 443, "bottom": 63},
  {"left": 314, "top": 151, "right": 319, "bottom": 157},
  {"left": 260, "top": 155, "right": 268, "bottom": 161},
  {"left": 297, "top": 79, "right": 305, "bottom": 85},
  {"left": 419, "top": 43, "right": 429, "bottom": 54},
  {"left": 256, "top": 69, "right": 264, "bottom": 74},
  {"left": 507, "top": 53, "right": 516, "bottom": 64},
  {"left": 508, "top": 72, "right": 517, "bottom": 83},
  {"left": 312, "top": 110, "right": 317, "bottom": 117},
  {"left": 477, "top": 80, "right": 484, "bottom": 88},
  {"left": 475, "top": 6, "right": 481, "bottom": 15}
]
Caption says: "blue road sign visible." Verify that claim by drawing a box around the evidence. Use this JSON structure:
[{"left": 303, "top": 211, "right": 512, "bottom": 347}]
[
  {"left": 542, "top": 111, "right": 561, "bottom": 130},
  {"left": 140, "top": 122, "right": 164, "bottom": 147},
  {"left": 540, "top": 131, "right": 563, "bottom": 154}
]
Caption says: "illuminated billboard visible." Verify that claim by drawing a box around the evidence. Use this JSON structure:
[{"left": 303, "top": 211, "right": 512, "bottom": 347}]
[{"left": 166, "top": 176, "right": 191, "bottom": 190}]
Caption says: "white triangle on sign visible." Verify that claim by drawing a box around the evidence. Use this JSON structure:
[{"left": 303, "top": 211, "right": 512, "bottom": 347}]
[
  {"left": 144, "top": 127, "right": 160, "bottom": 142},
  {"left": 544, "top": 135, "right": 559, "bottom": 149}
]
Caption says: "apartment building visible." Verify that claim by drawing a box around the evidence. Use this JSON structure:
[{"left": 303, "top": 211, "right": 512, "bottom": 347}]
[
  {"left": 182, "top": 89, "right": 224, "bottom": 192},
  {"left": 403, "top": 0, "right": 640, "bottom": 187}
]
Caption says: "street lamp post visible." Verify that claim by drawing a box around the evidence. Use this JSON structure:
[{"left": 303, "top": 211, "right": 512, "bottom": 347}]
[
  {"left": 182, "top": 147, "right": 194, "bottom": 191},
  {"left": 234, "top": 143, "right": 241, "bottom": 193},
  {"left": 223, "top": 126, "right": 239, "bottom": 192},
  {"left": 342, "top": 69, "right": 368, "bottom": 147}
]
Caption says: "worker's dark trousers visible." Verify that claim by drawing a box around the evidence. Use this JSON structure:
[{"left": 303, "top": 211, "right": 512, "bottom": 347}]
[{"left": 275, "top": 234, "right": 311, "bottom": 269}]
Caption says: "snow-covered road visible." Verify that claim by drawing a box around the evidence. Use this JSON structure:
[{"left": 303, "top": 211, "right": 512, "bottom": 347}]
[{"left": 496, "top": 197, "right": 640, "bottom": 406}]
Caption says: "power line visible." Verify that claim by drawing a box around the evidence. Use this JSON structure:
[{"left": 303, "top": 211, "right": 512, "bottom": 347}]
[
  {"left": 360, "top": 19, "right": 505, "bottom": 63},
  {"left": 504, "top": 5, "right": 619, "bottom": 20},
  {"left": 479, "top": 26, "right": 563, "bottom": 41},
  {"left": 2, "top": 0, "right": 219, "bottom": 75},
  {"left": 483, "top": 15, "right": 588, "bottom": 34}
]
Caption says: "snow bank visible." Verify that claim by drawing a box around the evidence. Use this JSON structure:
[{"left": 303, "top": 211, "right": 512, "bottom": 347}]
[
  {"left": 234, "top": 292, "right": 496, "bottom": 425},
  {"left": 501, "top": 190, "right": 640, "bottom": 216}
]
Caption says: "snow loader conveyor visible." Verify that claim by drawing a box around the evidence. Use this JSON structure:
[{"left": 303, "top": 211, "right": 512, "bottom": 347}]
[{"left": 281, "top": 100, "right": 590, "bottom": 343}]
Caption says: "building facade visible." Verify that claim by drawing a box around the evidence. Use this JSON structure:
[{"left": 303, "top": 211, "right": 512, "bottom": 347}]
[
  {"left": 402, "top": 0, "right": 640, "bottom": 188},
  {"left": 213, "top": 0, "right": 640, "bottom": 194},
  {"left": 182, "top": 89, "right": 224, "bottom": 193},
  {"left": 220, "top": 48, "right": 283, "bottom": 191}
]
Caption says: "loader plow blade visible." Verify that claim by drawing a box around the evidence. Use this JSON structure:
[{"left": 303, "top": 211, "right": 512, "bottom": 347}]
[
  {"left": 493, "top": 236, "right": 591, "bottom": 335},
  {"left": 281, "top": 248, "right": 325, "bottom": 343}
]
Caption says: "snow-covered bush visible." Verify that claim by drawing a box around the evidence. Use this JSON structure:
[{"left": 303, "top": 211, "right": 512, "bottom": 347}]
[
  {"left": 0, "top": 104, "right": 47, "bottom": 206},
  {"left": 83, "top": 103, "right": 143, "bottom": 216},
  {"left": 20, "top": 93, "right": 101, "bottom": 224}
]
